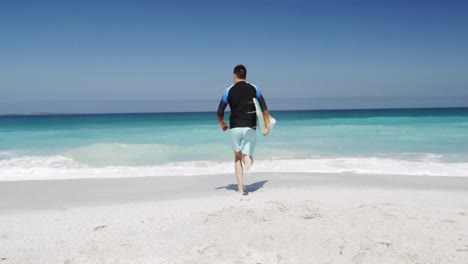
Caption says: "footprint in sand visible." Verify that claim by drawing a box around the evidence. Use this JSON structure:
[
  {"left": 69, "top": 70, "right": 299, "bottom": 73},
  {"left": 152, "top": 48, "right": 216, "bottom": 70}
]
[
  {"left": 267, "top": 201, "right": 287, "bottom": 212},
  {"left": 352, "top": 251, "right": 366, "bottom": 264},
  {"left": 357, "top": 204, "right": 398, "bottom": 220},
  {"left": 358, "top": 204, "right": 379, "bottom": 209},
  {"left": 377, "top": 241, "right": 392, "bottom": 248},
  {"left": 351, "top": 241, "right": 394, "bottom": 264},
  {"left": 440, "top": 219, "right": 458, "bottom": 224},
  {"left": 339, "top": 245, "right": 345, "bottom": 255},
  {"left": 93, "top": 225, "right": 107, "bottom": 231},
  {"left": 456, "top": 245, "right": 468, "bottom": 252},
  {"left": 302, "top": 213, "right": 319, "bottom": 220},
  {"left": 300, "top": 201, "right": 321, "bottom": 219},
  {"left": 196, "top": 243, "right": 217, "bottom": 255}
]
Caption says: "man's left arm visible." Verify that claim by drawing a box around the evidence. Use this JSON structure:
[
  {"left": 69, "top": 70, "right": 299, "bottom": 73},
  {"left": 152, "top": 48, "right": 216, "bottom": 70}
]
[{"left": 256, "top": 88, "right": 270, "bottom": 136}]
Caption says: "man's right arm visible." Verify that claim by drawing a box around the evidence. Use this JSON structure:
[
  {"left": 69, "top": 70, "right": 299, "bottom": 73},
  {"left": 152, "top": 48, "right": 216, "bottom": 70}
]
[{"left": 217, "top": 89, "right": 229, "bottom": 131}]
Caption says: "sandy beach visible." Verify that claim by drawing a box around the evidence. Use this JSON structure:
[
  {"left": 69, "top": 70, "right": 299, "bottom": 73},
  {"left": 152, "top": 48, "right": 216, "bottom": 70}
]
[{"left": 1, "top": 172, "right": 468, "bottom": 264}]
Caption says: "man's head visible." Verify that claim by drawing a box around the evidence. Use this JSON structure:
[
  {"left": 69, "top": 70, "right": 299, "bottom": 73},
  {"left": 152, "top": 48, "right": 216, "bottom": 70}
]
[{"left": 233, "top": 64, "right": 247, "bottom": 82}]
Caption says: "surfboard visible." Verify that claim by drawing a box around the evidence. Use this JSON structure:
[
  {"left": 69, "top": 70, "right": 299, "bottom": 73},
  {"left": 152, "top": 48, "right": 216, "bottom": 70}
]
[{"left": 253, "top": 97, "right": 276, "bottom": 134}]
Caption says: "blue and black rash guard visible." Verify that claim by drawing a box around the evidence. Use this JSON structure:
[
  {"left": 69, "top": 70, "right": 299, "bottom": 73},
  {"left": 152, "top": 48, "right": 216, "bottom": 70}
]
[{"left": 217, "top": 81, "right": 268, "bottom": 129}]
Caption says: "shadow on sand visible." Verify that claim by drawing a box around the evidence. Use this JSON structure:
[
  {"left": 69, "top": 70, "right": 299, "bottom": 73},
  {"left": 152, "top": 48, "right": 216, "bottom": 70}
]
[{"left": 215, "top": 180, "right": 268, "bottom": 194}]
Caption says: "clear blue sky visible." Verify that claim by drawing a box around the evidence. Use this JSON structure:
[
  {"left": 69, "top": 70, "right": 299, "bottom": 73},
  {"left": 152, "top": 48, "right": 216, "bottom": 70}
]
[{"left": 1, "top": 0, "right": 467, "bottom": 106}]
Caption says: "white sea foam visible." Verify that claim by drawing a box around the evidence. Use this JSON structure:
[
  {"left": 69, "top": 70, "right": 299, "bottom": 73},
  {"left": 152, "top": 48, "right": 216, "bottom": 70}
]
[
  {"left": 1, "top": 155, "right": 468, "bottom": 181},
  {"left": 62, "top": 143, "right": 234, "bottom": 166}
]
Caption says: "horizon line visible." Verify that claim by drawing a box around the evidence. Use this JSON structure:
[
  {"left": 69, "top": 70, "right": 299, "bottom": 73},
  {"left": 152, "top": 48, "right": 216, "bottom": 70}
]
[
  {"left": 1, "top": 106, "right": 468, "bottom": 117},
  {"left": 1, "top": 95, "right": 468, "bottom": 103}
]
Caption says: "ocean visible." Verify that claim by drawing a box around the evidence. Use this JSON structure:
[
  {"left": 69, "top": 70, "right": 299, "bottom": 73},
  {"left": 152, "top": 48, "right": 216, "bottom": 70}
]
[{"left": 1, "top": 108, "right": 468, "bottom": 181}]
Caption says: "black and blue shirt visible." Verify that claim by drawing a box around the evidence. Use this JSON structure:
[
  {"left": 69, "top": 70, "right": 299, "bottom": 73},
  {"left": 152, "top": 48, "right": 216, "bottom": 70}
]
[{"left": 217, "top": 81, "right": 268, "bottom": 129}]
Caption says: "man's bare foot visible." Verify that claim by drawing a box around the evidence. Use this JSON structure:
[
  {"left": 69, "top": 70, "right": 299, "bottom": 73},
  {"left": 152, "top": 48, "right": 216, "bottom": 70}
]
[
  {"left": 237, "top": 186, "right": 248, "bottom": 195},
  {"left": 237, "top": 189, "right": 248, "bottom": 196},
  {"left": 243, "top": 156, "right": 253, "bottom": 172}
]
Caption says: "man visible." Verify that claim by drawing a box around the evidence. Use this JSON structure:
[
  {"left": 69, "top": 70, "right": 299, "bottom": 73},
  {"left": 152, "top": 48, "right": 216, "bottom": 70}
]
[{"left": 217, "top": 64, "right": 271, "bottom": 194}]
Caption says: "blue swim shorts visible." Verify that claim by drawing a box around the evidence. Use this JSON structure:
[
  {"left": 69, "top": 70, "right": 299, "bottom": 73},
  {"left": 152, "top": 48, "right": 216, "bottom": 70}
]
[{"left": 230, "top": 127, "right": 256, "bottom": 157}]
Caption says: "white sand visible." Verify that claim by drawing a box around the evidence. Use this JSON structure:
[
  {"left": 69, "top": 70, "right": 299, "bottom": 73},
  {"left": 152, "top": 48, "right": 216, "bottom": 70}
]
[{"left": 1, "top": 172, "right": 468, "bottom": 264}]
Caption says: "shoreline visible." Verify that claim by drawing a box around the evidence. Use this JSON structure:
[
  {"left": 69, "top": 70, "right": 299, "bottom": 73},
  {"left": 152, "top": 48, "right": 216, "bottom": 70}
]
[{"left": 1, "top": 172, "right": 468, "bottom": 213}]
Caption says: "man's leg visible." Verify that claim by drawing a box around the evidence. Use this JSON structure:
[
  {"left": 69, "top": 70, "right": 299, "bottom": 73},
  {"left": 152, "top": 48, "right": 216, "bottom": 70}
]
[
  {"left": 234, "top": 151, "right": 244, "bottom": 192},
  {"left": 241, "top": 128, "right": 256, "bottom": 172},
  {"left": 243, "top": 155, "right": 254, "bottom": 172}
]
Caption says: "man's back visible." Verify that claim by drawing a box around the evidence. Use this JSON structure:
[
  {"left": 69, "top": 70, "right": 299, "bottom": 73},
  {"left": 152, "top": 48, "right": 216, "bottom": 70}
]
[{"left": 226, "top": 81, "right": 257, "bottom": 128}]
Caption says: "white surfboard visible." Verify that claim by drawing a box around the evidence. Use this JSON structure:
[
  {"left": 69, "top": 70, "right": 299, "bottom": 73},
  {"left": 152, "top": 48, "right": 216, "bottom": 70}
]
[{"left": 253, "top": 98, "right": 276, "bottom": 134}]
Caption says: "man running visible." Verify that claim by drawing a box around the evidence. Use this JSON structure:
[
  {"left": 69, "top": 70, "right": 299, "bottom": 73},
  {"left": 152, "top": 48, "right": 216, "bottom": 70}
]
[{"left": 217, "top": 64, "right": 271, "bottom": 194}]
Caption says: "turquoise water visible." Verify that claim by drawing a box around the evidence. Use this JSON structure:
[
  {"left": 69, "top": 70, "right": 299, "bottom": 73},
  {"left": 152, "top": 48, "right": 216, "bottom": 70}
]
[{"left": 1, "top": 108, "right": 468, "bottom": 180}]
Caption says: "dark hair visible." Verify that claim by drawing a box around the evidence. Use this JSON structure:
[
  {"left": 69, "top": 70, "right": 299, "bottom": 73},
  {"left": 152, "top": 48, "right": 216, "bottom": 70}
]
[{"left": 233, "top": 64, "right": 247, "bottom": 79}]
